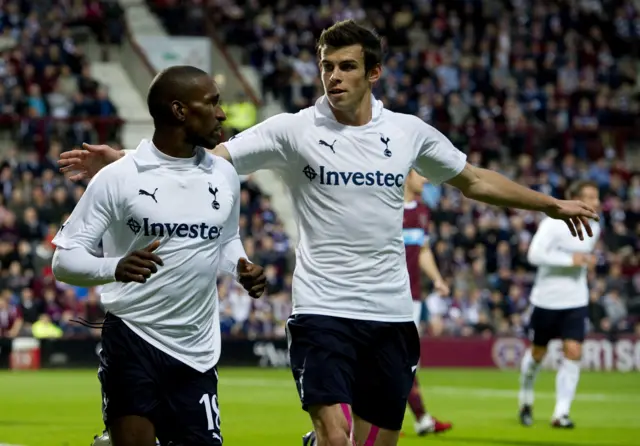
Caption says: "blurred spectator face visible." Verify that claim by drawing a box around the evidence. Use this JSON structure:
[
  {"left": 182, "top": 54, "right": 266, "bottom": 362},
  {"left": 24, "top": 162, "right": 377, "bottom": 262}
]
[
  {"left": 23, "top": 207, "right": 37, "bottom": 224},
  {"left": 319, "top": 42, "right": 381, "bottom": 112},
  {"left": 9, "top": 261, "right": 21, "bottom": 276},
  {"left": 577, "top": 184, "right": 601, "bottom": 212},
  {"left": 406, "top": 170, "right": 427, "bottom": 196}
]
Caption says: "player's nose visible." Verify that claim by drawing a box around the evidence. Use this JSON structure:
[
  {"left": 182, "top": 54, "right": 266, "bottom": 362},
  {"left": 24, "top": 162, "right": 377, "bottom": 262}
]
[{"left": 216, "top": 107, "right": 226, "bottom": 122}]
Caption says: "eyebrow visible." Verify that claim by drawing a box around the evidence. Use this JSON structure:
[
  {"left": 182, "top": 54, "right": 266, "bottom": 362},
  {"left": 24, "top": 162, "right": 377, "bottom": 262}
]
[{"left": 321, "top": 59, "right": 359, "bottom": 65}]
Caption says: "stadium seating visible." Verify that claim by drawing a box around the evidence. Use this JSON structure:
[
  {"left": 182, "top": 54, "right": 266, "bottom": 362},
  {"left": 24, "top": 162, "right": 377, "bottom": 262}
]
[{"left": 1, "top": 0, "right": 639, "bottom": 341}]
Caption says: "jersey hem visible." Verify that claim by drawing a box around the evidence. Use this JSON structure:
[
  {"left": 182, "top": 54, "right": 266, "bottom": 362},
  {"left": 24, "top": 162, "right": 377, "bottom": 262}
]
[
  {"left": 530, "top": 302, "right": 588, "bottom": 310},
  {"left": 122, "top": 319, "right": 217, "bottom": 373},
  {"left": 292, "top": 308, "right": 414, "bottom": 323}
]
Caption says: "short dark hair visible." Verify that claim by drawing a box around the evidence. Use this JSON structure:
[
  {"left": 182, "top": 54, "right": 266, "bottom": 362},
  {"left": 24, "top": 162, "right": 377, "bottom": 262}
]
[
  {"left": 316, "top": 20, "right": 383, "bottom": 74},
  {"left": 566, "top": 180, "right": 598, "bottom": 199},
  {"left": 147, "top": 65, "right": 208, "bottom": 125}
]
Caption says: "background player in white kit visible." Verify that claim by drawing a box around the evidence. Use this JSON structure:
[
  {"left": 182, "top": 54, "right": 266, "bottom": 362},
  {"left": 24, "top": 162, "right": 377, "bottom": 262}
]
[
  {"left": 52, "top": 66, "right": 266, "bottom": 446},
  {"left": 59, "top": 21, "right": 598, "bottom": 446},
  {"left": 518, "top": 180, "right": 601, "bottom": 429}
]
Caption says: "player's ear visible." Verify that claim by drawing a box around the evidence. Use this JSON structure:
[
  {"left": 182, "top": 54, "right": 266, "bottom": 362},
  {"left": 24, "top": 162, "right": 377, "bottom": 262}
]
[
  {"left": 367, "top": 64, "right": 382, "bottom": 85},
  {"left": 171, "top": 100, "right": 186, "bottom": 122}
]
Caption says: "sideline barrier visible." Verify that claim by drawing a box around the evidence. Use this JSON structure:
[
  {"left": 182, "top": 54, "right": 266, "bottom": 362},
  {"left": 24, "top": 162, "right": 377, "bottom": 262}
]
[{"left": 0, "top": 336, "right": 638, "bottom": 371}]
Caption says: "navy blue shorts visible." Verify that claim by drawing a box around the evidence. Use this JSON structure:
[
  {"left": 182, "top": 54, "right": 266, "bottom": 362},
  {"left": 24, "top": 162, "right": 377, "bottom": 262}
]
[
  {"left": 98, "top": 314, "right": 222, "bottom": 445},
  {"left": 286, "top": 314, "right": 420, "bottom": 431},
  {"left": 528, "top": 306, "right": 588, "bottom": 347}
]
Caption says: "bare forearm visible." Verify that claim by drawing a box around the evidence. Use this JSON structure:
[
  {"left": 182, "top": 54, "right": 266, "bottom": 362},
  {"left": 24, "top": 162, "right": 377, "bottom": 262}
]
[
  {"left": 461, "top": 167, "right": 558, "bottom": 212},
  {"left": 419, "top": 248, "right": 443, "bottom": 283}
]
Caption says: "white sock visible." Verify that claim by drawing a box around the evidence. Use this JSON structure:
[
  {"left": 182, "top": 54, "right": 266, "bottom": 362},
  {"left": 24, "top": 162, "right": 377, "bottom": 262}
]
[
  {"left": 553, "top": 358, "right": 580, "bottom": 419},
  {"left": 518, "top": 349, "right": 541, "bottom": 407}
]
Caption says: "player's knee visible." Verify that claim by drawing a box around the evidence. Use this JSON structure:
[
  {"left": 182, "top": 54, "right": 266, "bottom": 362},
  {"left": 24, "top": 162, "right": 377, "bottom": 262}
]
[
  {"left": 310, "top": 405, "right": 351, "bottom": 446},
  {"left": 563, "top": 340, "right": 582, "bottom": 361},
  {"left": 531, "top": 345, "right": 547, "bottom": 362}
]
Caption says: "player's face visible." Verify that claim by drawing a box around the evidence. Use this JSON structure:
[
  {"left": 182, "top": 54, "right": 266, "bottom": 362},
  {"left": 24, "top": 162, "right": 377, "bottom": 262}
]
[
  {"left": 183, "top": 76, "right": 226, "bottom": 148},
  {"left": 407, "top": 170, "right": 427, "bottom": 195},
  {"left": 319, "top": 44, "right": 381, "bottom": 112},
  {"left": 579, "top": 186, "right": 601, "bottom": 212}
]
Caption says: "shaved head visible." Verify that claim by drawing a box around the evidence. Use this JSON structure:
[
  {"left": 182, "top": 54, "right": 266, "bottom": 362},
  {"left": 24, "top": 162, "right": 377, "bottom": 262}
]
[
  {"left": 147, "top": 65, "right": 210, "bottom": 125},
  {"left": 146, "top": 64, "right": 226, "bottom": 148}
]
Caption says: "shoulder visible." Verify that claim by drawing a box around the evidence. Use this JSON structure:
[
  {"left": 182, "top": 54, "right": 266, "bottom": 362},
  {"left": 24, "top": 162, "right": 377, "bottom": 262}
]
[
  {"left": 241, "top": 112, "right": 303, "bottom": 135},
  {"left": 211, "top": 154, "right": 241, "bottom": 194},
  {"left": 87, "top": 154, "right": 135, "bottom": 192},
  {"left": 381, "top": 109, "right": 431, "bottom": 134}
]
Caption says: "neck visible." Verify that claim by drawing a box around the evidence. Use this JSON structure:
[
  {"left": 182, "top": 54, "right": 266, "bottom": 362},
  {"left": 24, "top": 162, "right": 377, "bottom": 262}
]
[
  {"left": 404, "top": 189, "right": 417, "bottom": 204},
  {"left": 152, "top": 128, "right": 195, "bottom": 158},
  {"left": 331, "top": 93, "right": 372, "bottom": 126}
]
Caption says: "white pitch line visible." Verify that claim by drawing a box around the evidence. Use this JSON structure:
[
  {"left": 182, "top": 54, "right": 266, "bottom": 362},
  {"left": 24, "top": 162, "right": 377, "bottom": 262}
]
[{"left": 220, "top": 377, "right": 640, "bottom": 403}]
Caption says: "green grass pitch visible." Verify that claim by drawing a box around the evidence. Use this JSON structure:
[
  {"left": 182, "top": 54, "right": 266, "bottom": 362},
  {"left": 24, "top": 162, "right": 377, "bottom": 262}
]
[{"left": 0, "top": 368, "right": 638, "bottom": 445}]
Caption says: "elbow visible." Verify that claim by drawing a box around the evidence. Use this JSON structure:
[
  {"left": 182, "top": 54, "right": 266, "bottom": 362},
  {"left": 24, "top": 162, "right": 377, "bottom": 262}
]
[
  {"left": 527, "top": 250, "right": 542, "bottom": 267},
  {"left": 52, "top": 249, "right": 75, "bottom": 285}
]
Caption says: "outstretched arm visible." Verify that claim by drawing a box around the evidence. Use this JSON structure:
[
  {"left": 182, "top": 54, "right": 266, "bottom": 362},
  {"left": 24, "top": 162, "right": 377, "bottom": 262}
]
[
  {"left": 410, "top": 120, "right": 598, "bottom": 240},
  {"left": 446, "top": 164, "right": 598, "bottom": 239}
]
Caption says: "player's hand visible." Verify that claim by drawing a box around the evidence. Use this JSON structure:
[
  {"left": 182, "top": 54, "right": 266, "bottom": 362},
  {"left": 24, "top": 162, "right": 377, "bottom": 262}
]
[
  {"left": 58, "top": 143, "right": 122, "bottom": 182},
  {"left": 115, "top": 241, "right": 164, "bottom": 284},
  {"left": 237, "top": 258, "right": 266, "bottom": 299},
  {"left": 545, "top": 199, "right": 599, "bottom": 241},
  {"left": 433, "top": 279, "right": 450, "bottom": 296}
]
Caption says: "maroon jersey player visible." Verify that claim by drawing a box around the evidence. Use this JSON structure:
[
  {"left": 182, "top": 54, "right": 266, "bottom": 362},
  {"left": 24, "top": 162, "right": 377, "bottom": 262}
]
[{"left": 403, "top": 170, "right": 452, "bottom": 436}]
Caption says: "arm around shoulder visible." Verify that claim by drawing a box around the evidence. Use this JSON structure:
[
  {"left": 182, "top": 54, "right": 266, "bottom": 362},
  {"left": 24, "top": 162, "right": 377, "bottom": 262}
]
[{"left": 217, "top": 113, "right": 296, "bottom": 174}]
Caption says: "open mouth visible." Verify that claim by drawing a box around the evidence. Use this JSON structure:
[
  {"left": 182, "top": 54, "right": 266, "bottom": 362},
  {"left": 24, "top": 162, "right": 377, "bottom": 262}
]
[{"left": 328, "top": 88, "right": 346, "bottom": 96}]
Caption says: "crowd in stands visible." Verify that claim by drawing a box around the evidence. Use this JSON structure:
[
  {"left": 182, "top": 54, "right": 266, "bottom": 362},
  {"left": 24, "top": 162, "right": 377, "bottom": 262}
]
[
  {"left": 0, "top": 0, "right": 124, "bottom": 155},
  {"left": 3, "top": 0, "right": 640, "bottom": 340}
]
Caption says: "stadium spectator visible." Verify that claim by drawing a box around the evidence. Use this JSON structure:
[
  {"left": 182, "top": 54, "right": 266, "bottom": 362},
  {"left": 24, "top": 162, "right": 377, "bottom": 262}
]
[{"left": 0, "top": 0, "right": 123, "bottom": 153}]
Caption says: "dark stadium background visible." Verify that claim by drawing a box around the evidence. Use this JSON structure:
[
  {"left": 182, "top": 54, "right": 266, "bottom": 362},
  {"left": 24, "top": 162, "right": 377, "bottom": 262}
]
[{"left": 0, "top": 1, "right": 639, "bottom": 445}]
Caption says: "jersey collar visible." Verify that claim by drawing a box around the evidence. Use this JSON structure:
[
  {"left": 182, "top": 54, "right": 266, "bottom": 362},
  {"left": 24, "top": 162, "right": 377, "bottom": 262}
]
[
  {"left": 130, "top": 139, "right": 214, "bottom": 173},
  {"left": 314, "top": 94, "right": 384, "bottom": 126}
]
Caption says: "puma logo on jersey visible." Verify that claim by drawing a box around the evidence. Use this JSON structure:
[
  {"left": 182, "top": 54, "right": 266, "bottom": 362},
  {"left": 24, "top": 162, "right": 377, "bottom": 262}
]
[
  {"left": 139, "top": 188, "right": 158, "bottom": 203},
  {"left": 318, "top": 139, "right": 336, "bottom": 153}
]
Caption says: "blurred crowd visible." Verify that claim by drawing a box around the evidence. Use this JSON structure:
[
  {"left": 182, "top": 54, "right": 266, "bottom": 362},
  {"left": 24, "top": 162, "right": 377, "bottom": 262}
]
[
  {"left": 0, "top": 0, "right": 124, "bottom": 155},
  {"left": 3, "top": 0, "right": 640, "bottom": 340}
]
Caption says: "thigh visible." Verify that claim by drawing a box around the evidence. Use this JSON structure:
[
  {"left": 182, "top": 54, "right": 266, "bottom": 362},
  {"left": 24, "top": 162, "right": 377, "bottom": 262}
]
[
  {"left": 353, "top": 415, "right": 400, "bottom": 446},
  {"left": 108, "top": 416, "right": 156, "bottom": 446},
  {"left": 352, "top": 321, "right": 420, "bottom": 432},
  {"left": 286, "top": 314, "right": 357, "bottom": 410},
  {"left": 560, "top": 306, "right": 588, "bottom": 343},
  {"left": 161, "top": 366, "right": 223, "bottom": 446},
  {"left": 99, "top": 314, "right": 163, "bottom": 430},
  {"left": 528, "top": 306, "right": 561, "bottom": 347}
]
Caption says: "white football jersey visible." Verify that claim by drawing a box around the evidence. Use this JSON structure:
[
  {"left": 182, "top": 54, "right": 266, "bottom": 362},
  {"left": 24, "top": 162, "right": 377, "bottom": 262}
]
[
  {"left": 223, "top": 95, "right": 467, "bottom": 322},
  {"left": 52, "top": 140, "right": 243, "bottom": 372},
  {"left": 528, "top": 217, "right": 601, "bottom": 310}
]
